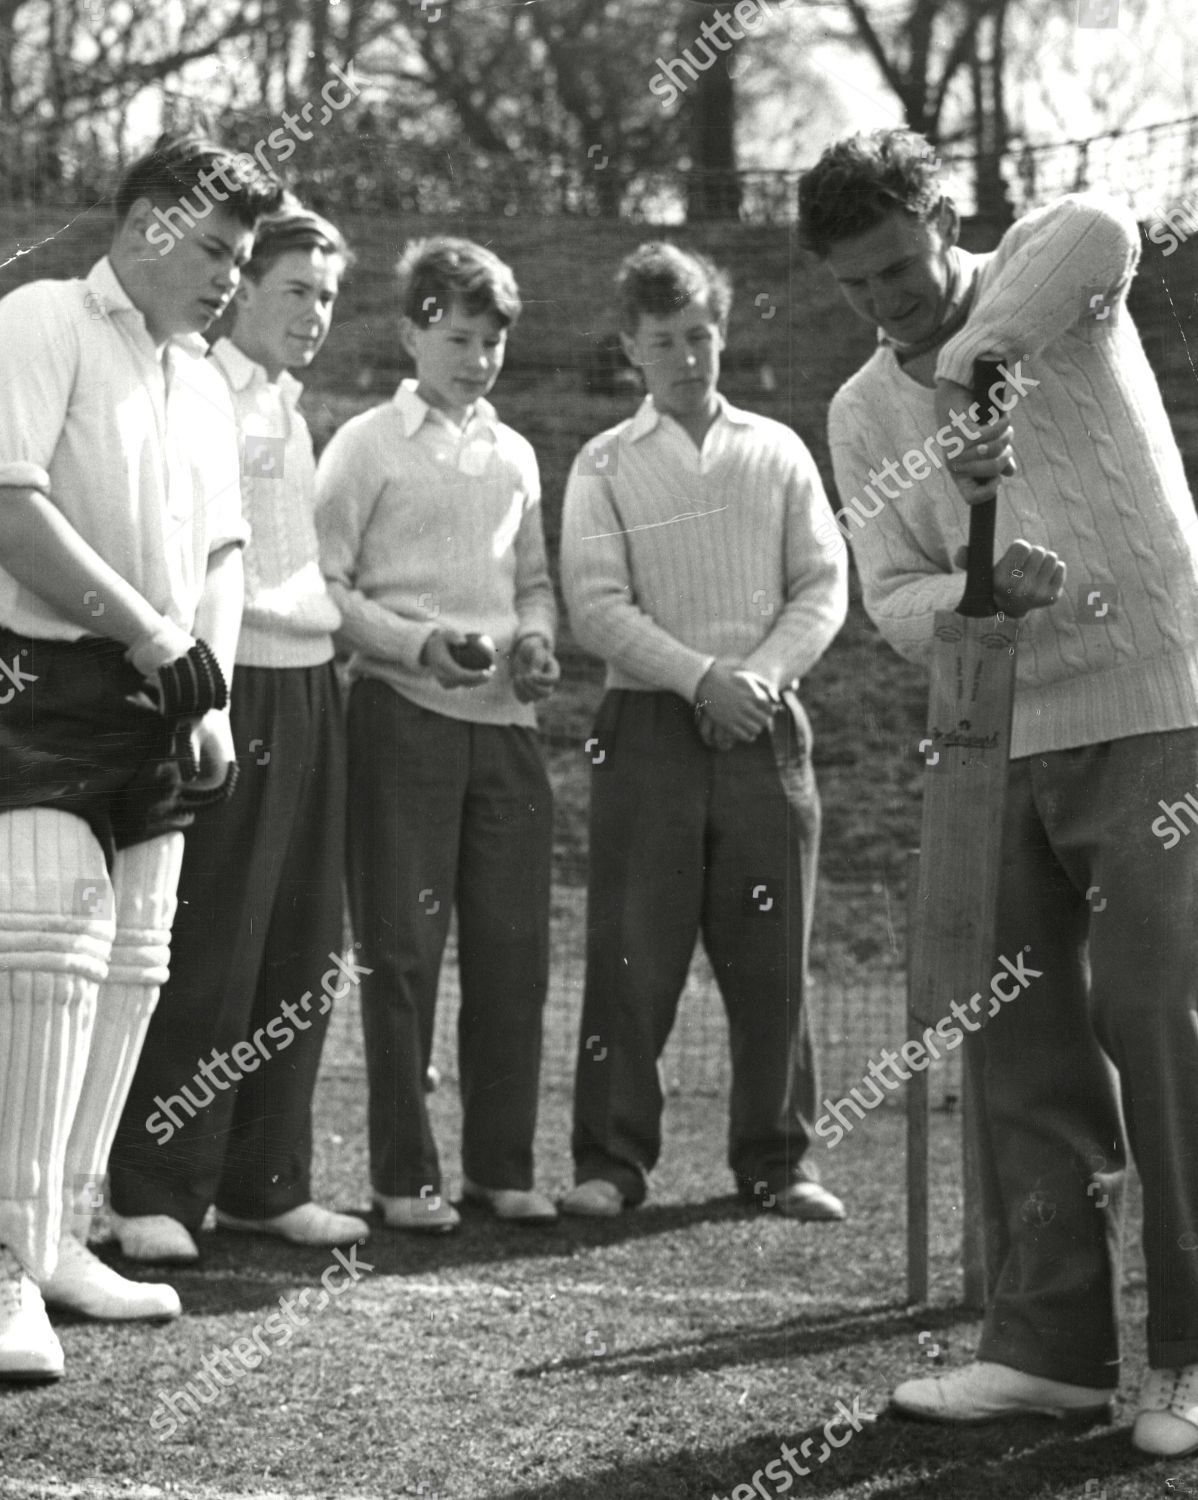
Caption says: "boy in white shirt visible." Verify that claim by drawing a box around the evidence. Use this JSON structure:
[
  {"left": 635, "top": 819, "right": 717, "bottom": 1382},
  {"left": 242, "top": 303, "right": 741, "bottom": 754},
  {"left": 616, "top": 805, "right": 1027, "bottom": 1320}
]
[
  {"left": 109, "top": 205, "right": 368, "bottom": 1262},
  {"left": 0, "top": 134, "right": 280, "bottom": 1380}
]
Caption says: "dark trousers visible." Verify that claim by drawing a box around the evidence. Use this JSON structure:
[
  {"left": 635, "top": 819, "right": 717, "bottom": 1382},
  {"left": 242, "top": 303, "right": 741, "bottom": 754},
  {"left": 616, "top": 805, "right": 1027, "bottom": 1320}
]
[
  {"left": 571, "top": 689, "right": 823, "bottom": 1204},
  {"left": 971, "top": 727, "right": 1198, "bottom": 1386},
  {"left": 109, "top": 662, "right": 346, "bottom": 1228},
  {"left": 346, "top": 679, "right": 552, "bottom": 1197}
]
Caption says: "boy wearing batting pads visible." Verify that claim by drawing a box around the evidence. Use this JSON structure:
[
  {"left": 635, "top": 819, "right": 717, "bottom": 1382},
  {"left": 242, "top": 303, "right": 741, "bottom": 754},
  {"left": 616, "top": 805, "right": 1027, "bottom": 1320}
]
[
  {"left": 0, "top": 134, "right": 279, "bottom": 1378},
  {"left": 801, "top": 129, "right": 1198, "bottom": 1454}
]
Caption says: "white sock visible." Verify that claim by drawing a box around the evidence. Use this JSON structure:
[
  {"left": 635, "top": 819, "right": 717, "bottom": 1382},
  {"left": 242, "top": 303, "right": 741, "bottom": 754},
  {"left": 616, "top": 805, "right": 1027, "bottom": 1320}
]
[
  {"left": 0, "top": 809, "right": 113, "bottom": 1280},
  {"left": 62, "top": 832, "right": 184, "bottom": 1243}
]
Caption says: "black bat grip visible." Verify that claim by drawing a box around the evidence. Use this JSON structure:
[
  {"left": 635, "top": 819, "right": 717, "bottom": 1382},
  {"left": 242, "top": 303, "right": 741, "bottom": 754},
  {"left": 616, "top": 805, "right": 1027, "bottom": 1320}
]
[{"left": 959, "top": 358, "right": 1007, "bottom": 620}]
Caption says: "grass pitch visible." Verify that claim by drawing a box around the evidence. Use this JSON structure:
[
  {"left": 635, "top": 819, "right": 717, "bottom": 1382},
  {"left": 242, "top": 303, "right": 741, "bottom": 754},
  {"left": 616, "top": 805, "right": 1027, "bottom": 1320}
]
[{"left": 0, "top": 1059, "right": 1169, "bottom": 1500}]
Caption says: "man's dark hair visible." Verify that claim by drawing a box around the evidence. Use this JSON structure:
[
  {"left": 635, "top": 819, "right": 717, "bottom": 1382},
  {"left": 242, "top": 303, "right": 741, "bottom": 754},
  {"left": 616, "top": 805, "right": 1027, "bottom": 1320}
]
[
  {"left": 615, "top": 241, "right": 732, "bottom": 335},
  {"left": 797, "top": 130, "right": 943, "bottom": 259},
  {"left": 242, "top": 200, "right": 354, "bottom": 283},
  {"left": 115, "top": 132, "right": 283, "bottom": 230},
  {"left": 396, "top": 236, "right": 522, "bottom": 328}
]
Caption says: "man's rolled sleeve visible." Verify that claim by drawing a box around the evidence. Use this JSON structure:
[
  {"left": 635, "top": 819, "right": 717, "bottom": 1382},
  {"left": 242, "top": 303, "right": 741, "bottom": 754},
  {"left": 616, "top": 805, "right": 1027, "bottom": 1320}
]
[{"left": 561, "top": 461, "right": 714, "bottom": 701}]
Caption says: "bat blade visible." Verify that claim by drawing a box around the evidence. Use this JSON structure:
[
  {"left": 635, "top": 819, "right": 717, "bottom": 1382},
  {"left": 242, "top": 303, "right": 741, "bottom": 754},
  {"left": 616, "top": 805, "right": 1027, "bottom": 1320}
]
[
  {"left": 909, "top": 357, "right": 1017, "bottom": 1029},
  {"left": 909, "top": 611, "right": 1017, "bottom": 1026}
]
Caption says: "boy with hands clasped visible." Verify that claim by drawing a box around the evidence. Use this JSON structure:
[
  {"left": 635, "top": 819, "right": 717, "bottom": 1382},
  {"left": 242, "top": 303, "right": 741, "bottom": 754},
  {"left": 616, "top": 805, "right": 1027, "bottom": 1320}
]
[
  {"left": 560, "top": 242, "right": 849, "bottom": 1222},
  {"left": 317, "top": 237, "right": 559, "bottom": 1233}
]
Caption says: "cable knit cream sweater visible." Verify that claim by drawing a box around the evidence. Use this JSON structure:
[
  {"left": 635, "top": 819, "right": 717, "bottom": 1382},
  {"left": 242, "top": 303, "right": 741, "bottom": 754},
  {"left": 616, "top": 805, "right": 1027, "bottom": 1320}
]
[{"left": 828, "top": 193, "right": 1198, "bottom": 758}]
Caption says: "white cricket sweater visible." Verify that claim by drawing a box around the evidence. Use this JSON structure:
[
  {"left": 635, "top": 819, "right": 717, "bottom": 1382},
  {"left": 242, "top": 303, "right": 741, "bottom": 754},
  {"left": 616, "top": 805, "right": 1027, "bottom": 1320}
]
[
  {"left": 561, "top": 395, "right": 848, "bottom": 700},
  {"left": 828, "top": 192, "right": 1198, "bottom": 758}
]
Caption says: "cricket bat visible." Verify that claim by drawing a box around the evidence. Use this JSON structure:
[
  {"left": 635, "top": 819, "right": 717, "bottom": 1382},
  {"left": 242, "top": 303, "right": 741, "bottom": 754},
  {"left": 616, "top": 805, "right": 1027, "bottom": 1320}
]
[{"left": 909, "top": 358, "right": 1018, "bottom": 1031}]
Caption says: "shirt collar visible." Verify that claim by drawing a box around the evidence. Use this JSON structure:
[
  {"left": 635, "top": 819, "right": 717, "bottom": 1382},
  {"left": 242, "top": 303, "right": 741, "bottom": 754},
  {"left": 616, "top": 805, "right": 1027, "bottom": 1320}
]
[
  {"left": 625, "top": 391, "right": 749, "bottom": 443},
  {"left": 84, "top": 257, "right": 210, "bottom": 360},
  {"left": 209, "top": 337, "right": 303, "bottom": 406},
  {"left": 392, "top": 377, "right": 498, "bottom": 439}
]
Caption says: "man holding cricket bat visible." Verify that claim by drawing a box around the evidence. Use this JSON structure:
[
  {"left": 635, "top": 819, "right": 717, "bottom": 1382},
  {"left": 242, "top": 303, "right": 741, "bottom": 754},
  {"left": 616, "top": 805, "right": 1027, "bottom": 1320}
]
[{"left": 800, "top": 130, "right": 1198, "bottom": 1455}]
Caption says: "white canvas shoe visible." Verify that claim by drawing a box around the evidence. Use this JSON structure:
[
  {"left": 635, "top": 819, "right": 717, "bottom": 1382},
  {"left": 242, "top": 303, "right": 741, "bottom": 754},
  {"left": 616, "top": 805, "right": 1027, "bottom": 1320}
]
[
  {"left": 559, "top": 1179, "right": 625, "bottom": 1218},
  {"left": 110, "top": 1213, "right": 199, "bottom": 1265},
  {"left": 892, "top": 1361, "right": 1114, "bottom": 1425},
  {"left": 215, "top": 1203, "right": 370, "bottom": 1247},
  {"left": 0, "top": 1246, "right": 64, "bottom": 1381},
  {"left": 462, "top": 1177, "right": 558, "bottom": 1224},
  {"left": 40, "top": 1234, "right": 181, "bottom": 1321},
  {"left": 1133, "top": 1365, "right": 1198, "bottom": 1455},
  {"left": 372, "top": 1191, "right": 460, "bottom": 1234}
]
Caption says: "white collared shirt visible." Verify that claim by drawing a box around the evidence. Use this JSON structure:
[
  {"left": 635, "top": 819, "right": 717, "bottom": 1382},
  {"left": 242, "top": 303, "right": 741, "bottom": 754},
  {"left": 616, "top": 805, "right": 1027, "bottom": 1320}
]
[
  {"left": 0, "top": 257, "right": 248, "bottom": 640},
  {"left": 208, "top": 338, "right": 339, "bottom": 667}
]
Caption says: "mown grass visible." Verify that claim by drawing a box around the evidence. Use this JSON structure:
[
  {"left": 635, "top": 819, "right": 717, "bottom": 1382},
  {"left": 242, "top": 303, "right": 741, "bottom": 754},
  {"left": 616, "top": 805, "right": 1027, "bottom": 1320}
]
[{"left": 0, "top": 1065, "right": 1165, "bottom": 1500}]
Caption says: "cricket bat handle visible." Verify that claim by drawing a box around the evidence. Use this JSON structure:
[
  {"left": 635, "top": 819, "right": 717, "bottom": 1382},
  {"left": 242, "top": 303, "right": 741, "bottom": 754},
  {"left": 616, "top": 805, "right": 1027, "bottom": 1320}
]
[{"left": 960, "top": 357, "right": 1008, "bottom": 620}]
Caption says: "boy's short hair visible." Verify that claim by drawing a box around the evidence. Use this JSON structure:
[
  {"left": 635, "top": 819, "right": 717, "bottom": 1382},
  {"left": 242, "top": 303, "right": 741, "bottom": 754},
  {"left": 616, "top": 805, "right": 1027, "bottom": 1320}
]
[
  {"left": 395, "top": 237, "right": 522, "bottom": 328},
  {"left": 242, "top": 200, "right": 354, "bottom": 283},
  {"left": 615, "top": 242, "right": 732, "bottom": 335},
  {"left": 114, "top": 132, "right": 283, "bottom": 231},
  {"left": 797, "top": 130, "right": 943, "bottom": 259}
]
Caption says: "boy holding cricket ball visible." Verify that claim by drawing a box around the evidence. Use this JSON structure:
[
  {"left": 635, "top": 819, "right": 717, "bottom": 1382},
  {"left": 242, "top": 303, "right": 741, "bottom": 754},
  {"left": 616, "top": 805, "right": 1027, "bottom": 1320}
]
[{"left": 316, "top": 236, "right": 560, "bottom": 1232}]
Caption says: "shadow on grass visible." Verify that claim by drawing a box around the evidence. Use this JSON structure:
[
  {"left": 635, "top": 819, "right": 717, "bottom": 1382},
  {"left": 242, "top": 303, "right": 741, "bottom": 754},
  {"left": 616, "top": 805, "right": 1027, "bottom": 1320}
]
[
  {"left": 514, "top": 1302, "right": 980, "bottom": 1382},
  {"left": 94, "top": 1194, "right": 784, "bottom": 1317},
  {"left": 492, "top": 1414, "right": 1158, "bottom": 1500}
]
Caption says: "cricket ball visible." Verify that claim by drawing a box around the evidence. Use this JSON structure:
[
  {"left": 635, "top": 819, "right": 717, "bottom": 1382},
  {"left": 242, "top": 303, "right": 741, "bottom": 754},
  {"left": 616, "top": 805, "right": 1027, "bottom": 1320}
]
[{"left": 448, "top": 633, "right": 497, "bottom": 670}]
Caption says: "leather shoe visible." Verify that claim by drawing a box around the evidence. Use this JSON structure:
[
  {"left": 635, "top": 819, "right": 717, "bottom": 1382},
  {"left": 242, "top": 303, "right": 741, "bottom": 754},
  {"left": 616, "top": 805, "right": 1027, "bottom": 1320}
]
[
  {"left": 559, "top": 1179, "right": 625, "bottom": 1218},
  {"left": 772, "top": 1181, "right": 846, "bottom": 1221},
  {"left": 215, "top": 1202, "right": 369, "bottom": 1247},
  {"left": 40, "top": 1235, "right": 180, "bottom": 1321},
  {"left": 1134, "top": 1365, "right": 1198, "bottom": 1455},
  {"left": 110, "top": 1213, "right": 199, "bottom": 1264},
  {"left": 373, "top": 1190, "right": 460, "bottom": 1234},
  {"left": 0, "top": 1246, "right": 63, "bottom": 1381},
  {"left": 892, "top": 1360, "right": 1114, "bottom": 1425},
  {"left": 462, "top": 1178, "right": 557, "bottom": 1223}
]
